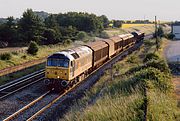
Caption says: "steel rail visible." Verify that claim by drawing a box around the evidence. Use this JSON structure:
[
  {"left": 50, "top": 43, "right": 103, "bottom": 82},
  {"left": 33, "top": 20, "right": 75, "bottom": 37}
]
[
  {"left": 0, "top": 71, "right": 44, "bottom": 92},
  {"left": 3, "top": 89, "right": 53, "bottom": 121},
  {"left": 0, "top": 77, "right": 44, "bottom": 100},
  {"left": 0, "top": 69, "right": 44, "bottom": 90}
]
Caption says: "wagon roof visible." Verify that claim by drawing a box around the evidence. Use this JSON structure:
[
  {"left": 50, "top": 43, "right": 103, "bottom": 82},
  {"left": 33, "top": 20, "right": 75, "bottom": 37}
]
[
  {"left": 119, "top": 34, "right": 134, "bottom": 40},
  {"left": 100, "top": 39, "right": 114, "bottom": 46},
  {"left": 85, "top": 40, "right": 108, "bottom": 51}
]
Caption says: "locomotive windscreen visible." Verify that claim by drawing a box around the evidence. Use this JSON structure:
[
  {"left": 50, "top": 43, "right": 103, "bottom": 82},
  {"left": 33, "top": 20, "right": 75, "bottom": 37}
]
[
  {"left": 47, "top": 54, "right": 70, "bottom": 68},
  {"left": 47, "top": 59, "right": 69, "bottom": 68}
]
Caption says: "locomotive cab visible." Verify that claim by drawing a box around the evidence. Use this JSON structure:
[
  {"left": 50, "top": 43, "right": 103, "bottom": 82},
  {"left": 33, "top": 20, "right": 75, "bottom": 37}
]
[{"left": 45, "top": 51, "right": 74, "bottom": 89}]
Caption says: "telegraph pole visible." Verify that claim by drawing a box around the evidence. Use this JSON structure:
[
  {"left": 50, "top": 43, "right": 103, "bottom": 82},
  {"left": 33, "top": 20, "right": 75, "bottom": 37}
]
[{"left": 155, "top": 16, "right": 158, "bottom": 50}]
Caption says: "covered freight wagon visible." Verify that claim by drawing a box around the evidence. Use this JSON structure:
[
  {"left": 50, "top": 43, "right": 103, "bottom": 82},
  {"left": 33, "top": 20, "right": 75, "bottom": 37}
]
[{"left": 85, "top": 41, "right": 109, "bottom": 68}]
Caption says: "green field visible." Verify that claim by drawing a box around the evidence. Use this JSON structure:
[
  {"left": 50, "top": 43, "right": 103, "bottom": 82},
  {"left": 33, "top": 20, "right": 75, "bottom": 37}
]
[{"left": 104, "top": 24, "right": 171, "bottom": 37}]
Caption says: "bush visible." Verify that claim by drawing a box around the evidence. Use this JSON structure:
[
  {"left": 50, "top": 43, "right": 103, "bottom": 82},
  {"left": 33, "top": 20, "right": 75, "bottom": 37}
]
[
  {"left": 77, "top": 31, "right": 88, "bottom": 40},
  {"left": 143, "top": 53, "right": 160, "bottom": 63},
  {"left": 63, "top": 39, "right": 72, "bottom": 45},
  {"left": 21, "top": 55, "right": 27, "bottom": 59},
  {"left": 164, "top": 33, "right": 175, "bottom": 40},
  {"left": 11, "top": 52, "right": 18, "bottom": 55},
  {"left": 145, "top": 60, "right": 170, "bottom": 74},
  {"left": 99, "top": 31, "right": 110, "bottom": 39},
  {"left": 0, "top": 53, "right": 11, "bottom": 60},
  {"left": 127, "top": 55, "right": 139, "bottom": 64},
  {"left": 127, "top": 60, "right": 170, "bottom": 76},
  {"left": 134, "top": 67, "right": 172, "bottom": 92},
  {"left": 27, "top": 41, "right": 39, "bottom": 55},
  {"left": 144, "top": 39, "right": 155, "bottom": 47}
]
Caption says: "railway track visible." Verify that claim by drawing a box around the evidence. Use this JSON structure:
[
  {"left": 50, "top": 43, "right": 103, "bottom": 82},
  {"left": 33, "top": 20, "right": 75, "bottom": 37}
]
[
  {"left": 0, "top": 69, "right": 45, "bottom": 100},
  {"left": 3, "top": 39, "right": 146, "bottom": 121}
]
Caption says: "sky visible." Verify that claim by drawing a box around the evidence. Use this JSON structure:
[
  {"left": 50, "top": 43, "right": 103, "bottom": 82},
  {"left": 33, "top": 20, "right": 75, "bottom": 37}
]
[{"left": 0, "top": 0, "right": 179, "bottom": 21}]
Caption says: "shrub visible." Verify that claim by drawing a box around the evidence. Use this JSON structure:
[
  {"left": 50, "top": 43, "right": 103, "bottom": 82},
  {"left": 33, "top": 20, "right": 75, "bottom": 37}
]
[
  {"left": 127, "top": 55, "right": 139, "bottom": 64},
  {"left": 77, "top": 31, "right": 88, "bottom": 40},
  {"left": 99, "top": 31, "right": 110, "bottom": 39},
  {"left": 27, "top": 41, "right": 39, "bottom": 55},
  {"left": 164, "top": 33, "right": 175, "bottom": 40},
  {"left": 145, "top": 60, "right": 170, "bottom": 74},
  {"left": 21, "top": 55, "right": 27, "bottom": 59},
  {"left": 127, "top": 60, "right": 170, "bottom": 76},
  {"left": 11, "top": 52, "right": 18, "bottom": 55},
  {"left": 143, "top": 53, "right": 160, "bottom": 63},
  {"left": 134, "top": 67, "right": 172, "bottom": 92},
  {"left": 0, "top": 53, "right": 11, "bottom": 60},
  {"left": 144, "top": 39, "right": 155, "bottom": 46},
  {"left": 63, "top": 39, "right": 72, "bottom": 45}
]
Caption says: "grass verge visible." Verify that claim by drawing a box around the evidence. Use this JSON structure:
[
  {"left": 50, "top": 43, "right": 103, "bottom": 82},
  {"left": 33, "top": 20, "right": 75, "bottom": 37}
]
[
  {"left": 0, "top": 63, "right": 45, "bottom": 85},
  {"left": 60, "top": 38, "right": 180, "bottom": 121}
]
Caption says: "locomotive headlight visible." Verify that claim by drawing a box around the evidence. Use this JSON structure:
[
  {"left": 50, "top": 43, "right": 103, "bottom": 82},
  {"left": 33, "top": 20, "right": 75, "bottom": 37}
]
[{"left": 57, "top": 76, "right": 60, "bottom": 78}]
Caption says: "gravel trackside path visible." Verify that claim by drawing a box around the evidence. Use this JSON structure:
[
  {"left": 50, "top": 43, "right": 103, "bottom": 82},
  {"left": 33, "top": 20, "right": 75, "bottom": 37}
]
[{"left": 165, "top": 40, "right": 180, "bottom": 63}]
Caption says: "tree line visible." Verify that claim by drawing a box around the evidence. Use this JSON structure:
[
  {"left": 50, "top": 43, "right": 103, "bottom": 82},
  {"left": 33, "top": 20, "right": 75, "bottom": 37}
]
[
  {"left": 0, "top": 9, "right": 110, "bottom": 47},
  {"left": 0, "top": 9, "right": 155, "bottom": 47}
]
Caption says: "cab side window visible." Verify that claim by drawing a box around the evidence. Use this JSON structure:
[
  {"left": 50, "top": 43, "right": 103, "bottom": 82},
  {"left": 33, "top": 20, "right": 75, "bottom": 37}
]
[{"left": 71, "top": 61, "right": 73, "bottom": 67}]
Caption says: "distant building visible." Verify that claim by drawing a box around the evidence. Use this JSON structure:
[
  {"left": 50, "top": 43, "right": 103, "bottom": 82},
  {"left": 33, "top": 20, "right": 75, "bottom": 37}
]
[{"left": 172, "top": 22, "right": 180, "bottom": 39}]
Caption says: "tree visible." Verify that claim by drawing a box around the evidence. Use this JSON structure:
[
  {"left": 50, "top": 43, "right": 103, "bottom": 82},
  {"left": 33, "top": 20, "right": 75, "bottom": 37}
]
[
  {"left": 42, "top": 28, "right": 61, "bottom": 44},
  {"left": 59, "top": 26, "right": 77, "bottom": 40},
  {"left": 113, "top": 20, "right": 122, "bottom": 28},
  {"left": 0, "top": 16, "right": 18, "bottom": 46},
  {"left": 27, "top": 41, "right": 39, "bottom": 55},
  {"left": 56, "top": 12, "right": 104, "bottom": 33},
  {"left": 44, "top": 14, "right": 61, "bottom": 44},
  {"left": 99, "top": 15, "right": 109, "bottom": 28},
  {"left": 45, "top": 14, "right": 58, "bottom": 28},
  {"left": 18, "top": 9, "right": 45, "bottom": 43}
]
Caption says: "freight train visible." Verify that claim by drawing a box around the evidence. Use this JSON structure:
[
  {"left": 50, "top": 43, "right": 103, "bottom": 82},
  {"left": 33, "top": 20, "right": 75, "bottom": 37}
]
[{"left": 44, "top": 32, "right": 145, "bottom": 90}]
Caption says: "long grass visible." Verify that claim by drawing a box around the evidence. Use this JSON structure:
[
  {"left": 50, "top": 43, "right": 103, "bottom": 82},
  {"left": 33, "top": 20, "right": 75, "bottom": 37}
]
[
  {"left": 59, "top": 37, "right": 180, "bottom": 121},
  {"left": 147, "top": 89, "right": 180, "bottom": 121}
]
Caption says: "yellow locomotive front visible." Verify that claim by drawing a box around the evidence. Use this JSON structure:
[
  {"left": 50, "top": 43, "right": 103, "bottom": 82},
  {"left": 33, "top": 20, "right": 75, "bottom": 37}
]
[
  {"left": 45, "top": 51, "right": 75, "bottom": 89},
  {"left": 45, "top": 46, "right": 93, "bottom": 90}
]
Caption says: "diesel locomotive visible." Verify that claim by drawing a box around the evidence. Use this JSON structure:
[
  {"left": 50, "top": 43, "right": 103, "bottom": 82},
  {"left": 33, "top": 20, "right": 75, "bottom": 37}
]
[{"left": 44, "top": 31, "right": 144, "bottom": 90}]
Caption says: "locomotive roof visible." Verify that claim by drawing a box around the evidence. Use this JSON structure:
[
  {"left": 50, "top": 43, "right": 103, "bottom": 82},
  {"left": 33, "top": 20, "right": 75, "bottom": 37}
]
[
  {"left": 48, "top": 50, "right": 75, "bottom": 61},
  {"left": 48, "top": 46, "right": 92, "bottom": 61},
  {"left": 71, "top": 46, "right": 92, "bottom": 58}
]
